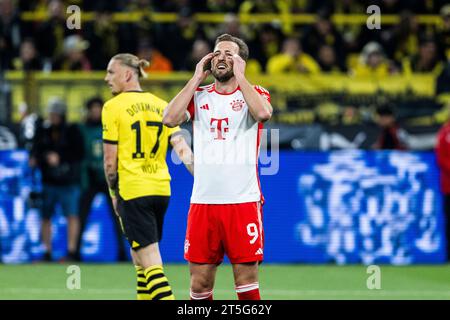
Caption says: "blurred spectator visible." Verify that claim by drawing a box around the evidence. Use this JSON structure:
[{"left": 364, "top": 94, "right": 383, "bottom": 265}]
[
  {"left": 352, "top": 42, "right": 398, "bottom": 77},
  {"left": 35, "top": 0, "right": 75, "bottom": 68},
  {"left": 379, "top": 0, "right": 405, "bottom": 14},
  {"left": 341, "top": 105, "right": 362, "bottom": 125},
  {"left": 76, "top": 97, "right": 126, "bottom": 261},
  {"left": 239, "top": 0, "right": 281, "bottom": 14},
  {"left": 119, "top": 1, "right": 164, "bottom": 57},
  {"left": 333, "top": 0, "right": 364, "bottom": 54},
  {"left": 18, "top": 102, "right": 43, "bottom": 151},
  {"left": 205, "top": 0, "right": 239, "bottom": 13},
  {"left": 161, "top": 7, "right": 206, "bottom": 70},
  {"left": 436, "top": 4, "right": 450, "bottom": 61},
  {"left": 212, "top": 13, "right": 248, "bottom": 40},
  {"left": 372, "top": 103, "right": 407, "bottom": 150},
  {"left": 267, "top": 37, "right": 320, "bottom": 74},
  {"left": 390, "top": 11, "right": 427, "bottom": 63},
  {"left": 402, "top": 36, "right": 444, "bottom": 75},
  {"left": 30, "top": 98, "right": 84, "bottom": 262},
  {"left": 301, "top": 10, "right": 345, "bottom": 65},
  {"left": 0, "top": 0, "right": 22, "bottom": 70},
  {"left": 435, "top": 107, "right": 450, "bottom": 261},
  {"left": 249, "top": 24, "right": 283, "bottom": 72},
  {"left": 317, "top": 44, "right": 346, "bottom": 73},
  {"left": 410, "top": 0, "right": 448, "bottom": 14},
  {"left": 436, "top": 58, "right": 450, "bottom": 95},
  {"left": 137, "top": 41, "right": 173, "bottom": 72},
  {"left": 12, "top": 38, "right": 43, "bottom": 71},
  {"left": 84, "top": 11, "right": 118, "bottom": 70},
  {"left": 81, "top": 0, "right": 119, "bottom": 11},
  {"left": 156, "top": 0, "right": 191, "bottom": 12},
  {"left": 183, "top": 38, "right": 211, "bottom": 71},
  {"left": 54, "top": 35, "right": 91, "bottom": 71}
]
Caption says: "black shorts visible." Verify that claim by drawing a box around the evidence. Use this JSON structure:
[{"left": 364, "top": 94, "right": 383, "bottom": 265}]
[{"left": 117, "top": 195, "right": 170, "bottom": 251}]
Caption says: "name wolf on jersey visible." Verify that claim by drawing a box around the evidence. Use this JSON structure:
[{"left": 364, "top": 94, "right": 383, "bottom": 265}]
[
  {"left": 126, "top": 102, "right": 164, "bottom": 117},
  {"left": 141, "top": 163, "right": 159, "bottom": 174}
]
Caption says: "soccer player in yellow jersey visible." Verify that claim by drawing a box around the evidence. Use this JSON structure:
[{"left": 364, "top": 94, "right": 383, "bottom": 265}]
[{"left": 102, "top": 53, "right": 193, "bottom": 300}]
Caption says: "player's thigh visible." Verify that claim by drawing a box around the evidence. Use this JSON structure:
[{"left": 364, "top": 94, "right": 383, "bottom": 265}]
[
  {"left": 184, "top": 204, "right": 224, "bottom": 264},
  {"left": 117, "top": 196, "right": 164, "bottom": 250},
  {"left": 146, "top": 196, "right": 170, "bottom": 241},
  {"left": 222, "top": 202, "right": 264, "bottom": 264}
]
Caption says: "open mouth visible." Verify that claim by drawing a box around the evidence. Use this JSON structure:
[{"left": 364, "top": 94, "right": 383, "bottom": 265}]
[{"left": 216, "top": 63, "right": 227, "bottom": 70}]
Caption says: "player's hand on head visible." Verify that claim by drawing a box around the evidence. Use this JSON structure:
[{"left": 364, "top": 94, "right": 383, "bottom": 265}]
[
  {"left": 232, "top": 54, "right": 246, "bottom": 79},
  {"left": 194, "top": 52, "right": 215, "bottom": 82}
]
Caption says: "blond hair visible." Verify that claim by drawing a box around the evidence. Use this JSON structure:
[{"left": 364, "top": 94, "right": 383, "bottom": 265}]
[{"left": 112, "top": 53, "right": 150, "bottom": 78}]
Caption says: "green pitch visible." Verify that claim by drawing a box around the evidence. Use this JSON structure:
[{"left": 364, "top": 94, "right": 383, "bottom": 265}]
[{"left": 0, "top": 263, "right": 449, "bottom": 300}]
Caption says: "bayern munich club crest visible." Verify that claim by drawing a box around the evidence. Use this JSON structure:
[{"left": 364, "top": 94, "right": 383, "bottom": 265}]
[{"left": 230, "top": 99, "right": 245, "bottom": 111}]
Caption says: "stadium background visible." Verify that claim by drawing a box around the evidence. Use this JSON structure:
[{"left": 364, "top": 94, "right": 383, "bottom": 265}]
[{"left": 1, "top": 0, "right": 450, "bottom": 299}]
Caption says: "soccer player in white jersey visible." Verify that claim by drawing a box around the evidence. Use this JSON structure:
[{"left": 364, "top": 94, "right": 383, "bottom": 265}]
[{"left": 163, "top": 34, "right": 273, "bottom": 300}]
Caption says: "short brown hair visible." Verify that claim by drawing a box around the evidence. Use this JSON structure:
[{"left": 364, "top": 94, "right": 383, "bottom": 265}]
[
  {"left": 215, "top": 34, "right": 249, "bottom": 61},
  {"left": 112, "top": 53, "right": 149, "bottom": 78}
]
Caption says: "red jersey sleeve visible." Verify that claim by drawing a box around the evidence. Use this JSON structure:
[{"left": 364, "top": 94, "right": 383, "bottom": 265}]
[
  {"left": 187, "top": 96, "right": 195, "bottom": 121},
  {"left": 253, "top": 85, "right": 271, "bottom": 103},
  {"left": 436, "top": 126, "right": 450, "bottom": 174}
]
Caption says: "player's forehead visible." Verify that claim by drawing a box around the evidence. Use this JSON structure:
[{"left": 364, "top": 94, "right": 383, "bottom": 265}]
[
  {"left": 107, "top": 59, "right": 123, "bottom": 71},
  {"left": 213, "top": 41, "right": 239, "bottom": 54}
]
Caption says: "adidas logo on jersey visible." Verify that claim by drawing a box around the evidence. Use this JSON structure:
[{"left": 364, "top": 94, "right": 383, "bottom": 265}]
[
  {"left": 200, "top": 104, "right": 209, "bottom": 110},
  {"left": 255, "top": 248, "right": 263, "bottom": 255}
]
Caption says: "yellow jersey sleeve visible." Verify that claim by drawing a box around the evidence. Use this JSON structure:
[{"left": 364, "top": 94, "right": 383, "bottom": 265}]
[{"left": 102, "top": 101, "right": 119, "bottom": 143}]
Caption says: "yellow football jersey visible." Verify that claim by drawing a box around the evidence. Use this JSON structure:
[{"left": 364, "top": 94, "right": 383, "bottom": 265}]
[{"left": 102, "top": 91, "right": 180, "bottom": 200}]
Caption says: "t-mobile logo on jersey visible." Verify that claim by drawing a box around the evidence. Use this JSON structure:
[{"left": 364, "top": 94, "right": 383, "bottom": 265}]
[{"left": 210, "top": 118, "right": 229, "bottom": 140}]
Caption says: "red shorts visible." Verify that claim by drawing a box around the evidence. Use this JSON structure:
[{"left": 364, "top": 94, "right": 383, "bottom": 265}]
[{"left": 184, "top": 202, "right": 264, "bottom": 264}]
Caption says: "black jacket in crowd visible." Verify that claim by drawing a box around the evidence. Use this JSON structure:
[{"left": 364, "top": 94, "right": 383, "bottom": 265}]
[{"left": 31, "top": 121, "right": 84, "bottom": 186}]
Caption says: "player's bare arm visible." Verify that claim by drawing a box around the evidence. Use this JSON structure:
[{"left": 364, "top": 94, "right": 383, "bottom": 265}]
[
  {"left": 170, "top": 134, "right": 194, "bottom": 175},
  {"left": 103, "top": 143, "right": 119, "bottom": 212},
  {"left": 232, "top": 54, "right": 273, "bottom": 123},
  {"left": 162, "top": 52, "right": 216, "bottom": 127}
]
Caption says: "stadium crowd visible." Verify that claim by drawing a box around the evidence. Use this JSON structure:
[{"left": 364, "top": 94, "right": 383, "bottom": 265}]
[{"left": 1, "top": 0, "right": 450, "bottom": 79}]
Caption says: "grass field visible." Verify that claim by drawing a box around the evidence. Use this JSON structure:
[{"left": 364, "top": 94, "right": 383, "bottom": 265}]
[{"left": 0, "top": 263, "right": 449, "bottom": 300}]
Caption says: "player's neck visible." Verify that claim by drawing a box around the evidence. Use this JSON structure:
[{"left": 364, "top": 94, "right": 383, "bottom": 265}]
[
  {"left": 122, "top": 82, "right": 143, "bottom": 93},
  {"left": 214, "top": 78, "right": 238, "bottom": 94}
]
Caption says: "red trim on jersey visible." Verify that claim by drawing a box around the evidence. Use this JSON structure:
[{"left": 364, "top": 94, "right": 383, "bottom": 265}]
[
  {"left": 253, "top": 85, "right": 271, "bottom": 103},
  {"left": 187, "top": 96, "right": 195, "bottom": 120},
  {"left": 211, "top": 83, "right": 241, "bottom": 95},
  {"left": 256, "top": 122, "right": 264, "bottom": 205}
]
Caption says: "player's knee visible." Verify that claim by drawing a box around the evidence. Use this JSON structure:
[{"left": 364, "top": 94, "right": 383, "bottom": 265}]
[
  {"left": 190, "top": 274, "right": 214, "bottom": 292},
  {"left": 233, "top": 263, "right": 258, "bottom": 286}
]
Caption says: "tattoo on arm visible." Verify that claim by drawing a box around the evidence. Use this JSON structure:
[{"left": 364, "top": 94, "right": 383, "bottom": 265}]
[{"left": 105, "top": 164, "right": 118, "bottom": 190}]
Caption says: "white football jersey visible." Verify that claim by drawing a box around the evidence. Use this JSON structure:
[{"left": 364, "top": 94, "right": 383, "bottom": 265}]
[{"left": 186, "top": 83, "right": 270, "bottom": 204}]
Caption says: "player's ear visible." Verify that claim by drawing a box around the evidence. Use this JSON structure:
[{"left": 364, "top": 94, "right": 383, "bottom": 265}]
[{"left": 125, "top": 69, "right": 133, "bottom": 82}]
